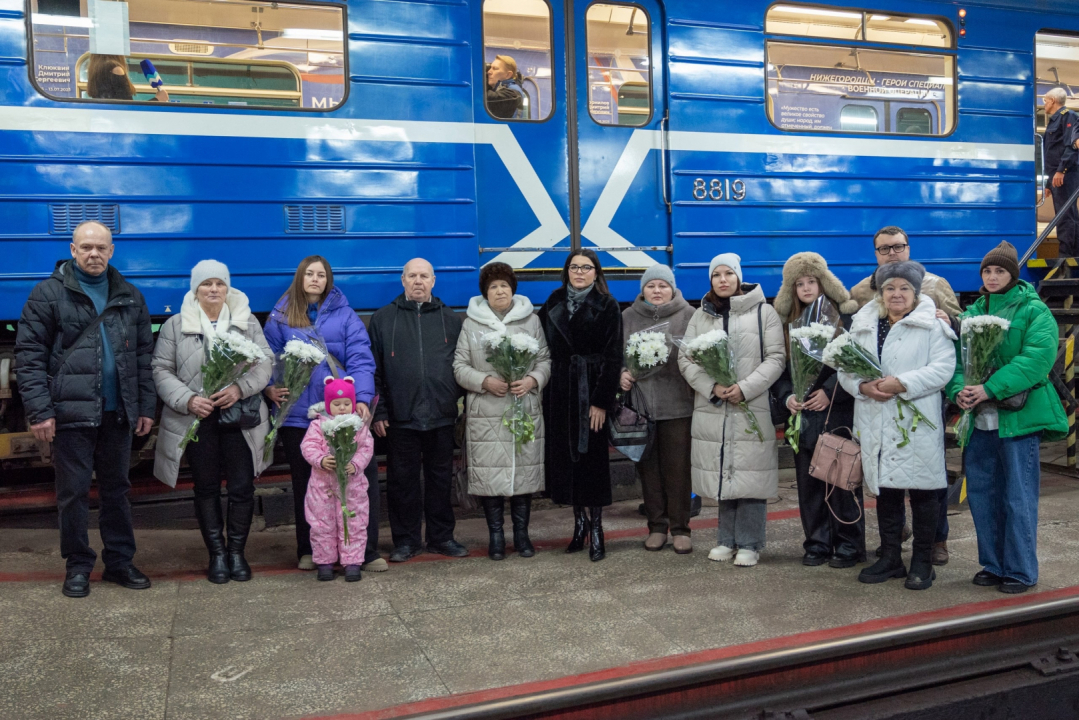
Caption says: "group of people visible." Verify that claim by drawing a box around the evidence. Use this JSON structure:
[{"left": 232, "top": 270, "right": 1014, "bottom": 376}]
[{"left": 15, "top": 220, "right": 1066, "bottom": 601}]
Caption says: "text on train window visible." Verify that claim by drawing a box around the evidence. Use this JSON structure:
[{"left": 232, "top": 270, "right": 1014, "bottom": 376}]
[
  {"left": 765, "top": 42, "right": 955, "bottom": 135},
  {"left": 765, "top": 5, "right": 952, "bottom": 48},
  {"left": 30, "top": 0, "right": 345, "bottom": 110},
  {"left": 585, "top": 3, "right": 651, "bottom": 127},
  {"left": 482, "top": 0, "right": 554, "bottom": 122}
]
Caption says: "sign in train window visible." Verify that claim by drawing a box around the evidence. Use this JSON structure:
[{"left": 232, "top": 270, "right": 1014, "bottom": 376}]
[
  {"left": 765, "top": 42, "right": 955, "bottom": 135},
  {"left": 29, "top": 0, "right": 346, "bottom": 110},
  {"left": 585, "top": 3, "right": 651, "bottom": 127},
  {"left": 482, "top": 0, "right": 554, "bottom": 121}
]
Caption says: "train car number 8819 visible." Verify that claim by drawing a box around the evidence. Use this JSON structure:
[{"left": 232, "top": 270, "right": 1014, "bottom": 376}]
[{"left": 692, "top": 178, "right": 747, "bottom": 202}]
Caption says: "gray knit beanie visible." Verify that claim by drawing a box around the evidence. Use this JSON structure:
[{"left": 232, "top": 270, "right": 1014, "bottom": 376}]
[
  {"left": 190, "top": 259, "right": 231, "bottom": 294},
  {"left": 874, "top": 261, "right": 925, "bottom": 296},
  {"left": 640, "top": 263, "right": 676, "bottom": 292}
]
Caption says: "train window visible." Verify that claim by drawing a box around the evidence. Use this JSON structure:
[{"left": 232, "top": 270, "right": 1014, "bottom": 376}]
[
  {"left": 765, "top": 5, "right": 952, "bottom": 48},
  {"left": 766, "top": 42, "right": 955, "bottom": 135},
  {"left": 482, "top": 0, "right": 554, "bottom": 122},
  {"left": 29, "top": 0, "right": 346, "bottom": 110},
  {"left": 585, "top": 3, "right": 652, "bottom": 127}
]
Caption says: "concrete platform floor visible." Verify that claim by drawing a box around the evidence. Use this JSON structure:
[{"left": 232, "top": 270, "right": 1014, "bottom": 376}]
[{"left": 2, "top": 467, "right": 1078, "bottom": 720}]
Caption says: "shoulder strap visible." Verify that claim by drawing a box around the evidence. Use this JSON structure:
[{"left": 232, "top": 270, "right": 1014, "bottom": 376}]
[
  {"left": 822, "top": 375, "right": 841, "bottom": 428},
  {"left": 757, "top": 304, "right": 764, "bottom": 364},
  {"left": 54, "top": 312, "right": 109, "bottom": 376}
]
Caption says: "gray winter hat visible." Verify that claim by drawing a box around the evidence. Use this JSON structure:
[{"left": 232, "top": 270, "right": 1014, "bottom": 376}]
[
  {"left": 190, "top": 259, "right": 231, "bottom": 293},
  {"left": 640, "top": 263, "right": 676, "bottom": 291},
  {"left": 874, "top": 261, "right": 925, "bottom": 296}
]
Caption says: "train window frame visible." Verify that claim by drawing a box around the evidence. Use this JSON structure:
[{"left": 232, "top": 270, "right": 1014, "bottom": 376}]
[
  {"left": 480, "top": 0, "right": 557, "bottom": 124},
  {"left": 583, "top": 1, "right": 654, "bottom": 128},
  {"left": 764, "top": 3, "right": 954, "bottom": 49},
  {"left": 25, "top": 0, "right": 349, "bottom": 113}
]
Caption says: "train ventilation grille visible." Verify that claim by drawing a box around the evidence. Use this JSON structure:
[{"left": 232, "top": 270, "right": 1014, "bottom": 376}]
[
  {"left": 169, "top": 42, "right": 214, "bottom": 55},
  {"left": 50, "top": 204, "right": 120, "bottom": 234},
  {"left": 284, "top": 205, "right": 345, "bottom": 233}
]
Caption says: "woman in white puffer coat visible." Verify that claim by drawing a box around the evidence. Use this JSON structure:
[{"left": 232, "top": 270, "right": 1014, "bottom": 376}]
[{"left": 837, "top": 261, "right": 956, "bottom": 592}]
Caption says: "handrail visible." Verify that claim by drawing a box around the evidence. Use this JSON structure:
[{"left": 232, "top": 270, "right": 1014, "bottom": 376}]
[
  {"left": 1020, "top": 181, "right": 1079, "bottom": 266},
  {"left": 659, "top": 110, "right": 671, "bottom": 214}
]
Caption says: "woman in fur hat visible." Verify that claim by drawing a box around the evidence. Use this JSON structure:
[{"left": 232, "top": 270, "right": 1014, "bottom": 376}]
[{"left": 772, "top": 252, "right": 865, "bottom": 568}]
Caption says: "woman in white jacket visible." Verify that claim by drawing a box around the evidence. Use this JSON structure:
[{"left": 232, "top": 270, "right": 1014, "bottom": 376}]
[{"left": 838, "top": 262, "right": 956, "bottom": 591}]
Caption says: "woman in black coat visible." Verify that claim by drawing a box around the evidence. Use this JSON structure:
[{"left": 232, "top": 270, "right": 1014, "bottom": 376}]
[{"left": 538, "top": 250, "right": 623, "bottom": 561}]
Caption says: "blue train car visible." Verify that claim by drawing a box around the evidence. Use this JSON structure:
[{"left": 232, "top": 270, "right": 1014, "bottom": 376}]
[{"left": 1, "top": 0, "right": 1078, "bottom": 323}]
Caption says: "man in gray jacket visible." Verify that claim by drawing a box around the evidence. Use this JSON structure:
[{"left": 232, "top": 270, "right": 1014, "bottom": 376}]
[{"left": 15, "top": 221, "right": 156, "bottom": 598}]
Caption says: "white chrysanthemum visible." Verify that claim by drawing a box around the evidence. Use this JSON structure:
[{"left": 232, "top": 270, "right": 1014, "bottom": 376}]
[
  {"left": 283, "top": 339, "right": 326, "bottom": 364},
  {"left": 322, "top": 413, "right": 364, "bottom": 436},
  {"left": 791, "top": 322, "right": 836, "bottom": 344},
  {"left": 685, "top": 328, "right": 728, "bottom": 354},
  {"left": 962, "top": 315, "right": 1011, "bottom": 334},
  {"left": 481, "top": 331, "right": 505, "bottom": 350},
  {"left": 631, "top": 336, "right": 669, "bottom": 368},
  {"left": 509, "top": 333, "right": 540, "bottom": 354},
  {"left": 821, "top": 333, "right": 853, "bottom": 366},
  {"left": 220, "top": 333, "right": 266, "bottom": 361}
]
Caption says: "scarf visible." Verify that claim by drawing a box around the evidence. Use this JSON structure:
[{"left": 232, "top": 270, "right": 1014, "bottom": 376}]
[
  {"left": 198, "top": 301, "right": 232, "bottom": 344},
  {"left": 566, "top": 283, "right": 594, "bottom": 318}
]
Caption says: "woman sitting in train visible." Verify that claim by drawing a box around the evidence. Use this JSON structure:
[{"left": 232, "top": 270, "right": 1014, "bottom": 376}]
[
  {"left": 453, "top": 263, "right": 550, "bottom": 561},
  {"left": 86, "top": 54, "right": 169, "bottom": 102},
  {"left": 485, "top": 55, "right": 525, "bottom": 120},
  {"left": 838, "top": 262, "right": 955, "bottom": 591},
  {"left": 678, "top": 254, "right": 785, "bottom": 568},
  {"left": 772, "top": 252, "right": 865, "bottom": 569},
  {"left": 262, "top": 256, "right": 383, "bottom": 573},
  {"left": 152, "top": 261, "right": 272, "bottom": 583},
  {"left": 947, "top": 242, "right": 1068, "bottom": 594}
]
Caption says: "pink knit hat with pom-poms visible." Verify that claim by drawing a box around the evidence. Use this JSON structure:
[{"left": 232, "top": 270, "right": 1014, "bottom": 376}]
[{"left": 324, "top": 376, "right": 356, "bottom": 412}]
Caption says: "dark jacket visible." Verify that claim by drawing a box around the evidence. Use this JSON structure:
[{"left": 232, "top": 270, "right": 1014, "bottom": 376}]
[
  {"left": 368, "top": 293, "right": 463, "bottom": 431},
  {"left": 15, "top": 260, "right": 155, "bottom": 429},
  {"left": 486, "top": 80, "right": 524, "bottom": 119},
  {"left": 621, "top": 291, "right": 695, "bottom": 421},
  {"left": 538, "top": 287, "right": 623, "bottom": 507},
  {"left": 1044, "top": 107, "right": 1078, "bottom": 185}
]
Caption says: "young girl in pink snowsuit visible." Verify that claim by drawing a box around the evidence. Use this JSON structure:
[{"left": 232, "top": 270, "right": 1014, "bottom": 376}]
[{"left": 301, "top": 376, "right": 374, "bottom": 582}]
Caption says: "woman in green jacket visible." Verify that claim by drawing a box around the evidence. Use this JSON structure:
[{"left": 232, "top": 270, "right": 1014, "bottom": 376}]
[{"left": 947, "top": 242, "right": 1068, "bottom": 594}]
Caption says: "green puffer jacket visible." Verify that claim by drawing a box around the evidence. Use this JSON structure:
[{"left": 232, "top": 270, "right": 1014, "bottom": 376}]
[{"left": 945, "top": 280, "right": 1068, "bottom": 443}]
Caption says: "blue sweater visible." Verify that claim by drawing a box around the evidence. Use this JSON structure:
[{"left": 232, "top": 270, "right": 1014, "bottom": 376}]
[{"left": 73, "top": 264, "right": 118, "bottom": 412}]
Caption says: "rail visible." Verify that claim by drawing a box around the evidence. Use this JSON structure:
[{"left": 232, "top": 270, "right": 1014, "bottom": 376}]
[{"left": 1020, "top": 182, "right": 1079, "bottom": 266}]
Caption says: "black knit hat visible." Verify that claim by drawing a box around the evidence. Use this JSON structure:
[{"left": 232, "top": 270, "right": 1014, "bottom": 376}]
[
  {"left": 874, "top": 261, "right": 926, "bottom": 296},
  {"left": 479, "top": 262, "right": 517, "bottom": 296},
  {"left": 980, "top": 241, "right": 1020, "bottom": 280}
]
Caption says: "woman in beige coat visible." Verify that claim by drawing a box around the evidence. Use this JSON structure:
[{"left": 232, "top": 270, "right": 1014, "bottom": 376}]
[
  {"left": 678, "top": 253, "right": 785, "bottom": 567},
  {"left": 453, "top": 263, "right": 551, "bottom": 560},
  {"left": 152, "top": 260, "right": 272, "bottom": 583}
]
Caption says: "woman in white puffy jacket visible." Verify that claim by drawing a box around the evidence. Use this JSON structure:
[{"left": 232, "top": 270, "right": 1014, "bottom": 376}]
[{"left": 837, "top": 261, "right": 956, "bottom": 592}]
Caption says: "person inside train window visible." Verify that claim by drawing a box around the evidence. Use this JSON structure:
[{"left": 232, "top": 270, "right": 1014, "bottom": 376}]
[
  {"left": 86, "top": 54, "right": 169, "bottom": 103},
  {"left": 1044, "top": 88, "right": 1079, "bottom": 258},
  {"left": 485, "top": 55, "right": 525, "bottom": 120}
]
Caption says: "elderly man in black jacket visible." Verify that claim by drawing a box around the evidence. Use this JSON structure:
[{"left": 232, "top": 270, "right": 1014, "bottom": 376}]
[
  {"left": 370, "top": 258, "right": 467, "bottom": 562},
  {"left": 15, "top": 221, "right": 156, "bottom": 598}
]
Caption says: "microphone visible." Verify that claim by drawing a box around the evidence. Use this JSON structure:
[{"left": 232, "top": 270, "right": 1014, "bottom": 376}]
[{"left": 139, "top": 59, "right": 163, "bottom": 89}]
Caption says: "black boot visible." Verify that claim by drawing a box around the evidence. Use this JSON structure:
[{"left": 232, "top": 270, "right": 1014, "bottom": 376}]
[
  {"left": 905, "top": 490, "right": 939, "bottom": 591},
  {"left": 589, "top": 507, "right": 606, "bottom": 562},
  {"left": 193, "top": 495, "right": 229, "bottom": 584},
  {"left": 566, "top": 505, "right": 590, "bottom": 554},
  {"left": 511, "top": 494, "right": 535, "bottom": 558},
  {"left": 482, "top": 496, "right": 506, "bottom": 561},
  {"left": 859, "top": 490, "right": 907, "bottom": 584},
  {"left": 227, "top": 499, "right": 254, "bottom": 581}
]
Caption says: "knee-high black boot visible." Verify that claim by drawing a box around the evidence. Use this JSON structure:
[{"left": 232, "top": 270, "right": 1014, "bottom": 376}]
[
  {"left": 859, "top": 490, "right": 907, "bottom": 584},
  {"left": 227, "top": 500, "right": 254, "bottom": 581},
  {"left": 589, "top": 507, "right": 606, "bottom": 562},
  {"left": 193, "top": 495, "right": 229, "bottom": 584},
  {"left": 566, "top": 505, "right": 590, "bottom": 553},
  {"left": 510, "top": 494, "right": 535, "bottom": 557},
  {"left": 905, "top": 490, "right": 939, "bottom": 590},
  {"left": 482, "top": 496, "right": 506, "bottom": 561}
]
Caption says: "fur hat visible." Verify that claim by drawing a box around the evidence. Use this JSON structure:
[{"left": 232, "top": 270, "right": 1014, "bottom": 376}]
[
  {"left": 479, "top": 262, "right": 517, "bottom": 296},
  {"left": 874, "top": 261, "right": 926, "bottom": 296},
  {"left": 708, "top": 253, "right": 742, "bottom": 283},
  {"left": 640, "top": 264, "right": 676, "bottom": 292},
  {"left": 190, "top": 259, "right": 230, "bottom": 294},
  {"left": 773, "top": 252, "right": 859, "bottom": 318},
  {"left": 324, "top": 375, "right": 356, "bottom": 413}
]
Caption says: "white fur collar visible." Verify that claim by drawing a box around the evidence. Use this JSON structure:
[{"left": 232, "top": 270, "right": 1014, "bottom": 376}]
[
  {"left": 466, "top": 294, "right": 534, "bottom": 331},
  {"left": 308, "top": 402, "right": 326, "bottom": 419},
  {"left": 180, "top": 288, "right": 253, "bottom": 335},
  {"left": 851, "top": 294, "right": 955, "bottom": 339}
]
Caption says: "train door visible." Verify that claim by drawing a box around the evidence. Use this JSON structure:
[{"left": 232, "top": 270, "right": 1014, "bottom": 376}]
[{"left": 1035, "top": 32, "right": 1079, "bottom": 255}]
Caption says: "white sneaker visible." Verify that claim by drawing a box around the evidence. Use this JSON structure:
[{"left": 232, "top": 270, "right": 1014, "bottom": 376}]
[
  {"left": 297, "top": 554, "right": 315, "bottom": 571},
  {"left": 708, "top": 545, "right": 735, "bottom": 562},
  {"left": 733, "top": 549, "right": 759, "bottom": 567}
]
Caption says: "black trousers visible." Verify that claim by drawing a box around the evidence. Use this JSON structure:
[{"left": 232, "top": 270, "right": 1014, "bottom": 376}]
[
  {"left": 1051, "top": 171, "right": 1079, "bottom": 257},
  {"left": 386, "top": 425, "right": 456, "bottom": 548},
  {"left": 186, "top": 411, "right": 254, "bottom": 504},
  {"left": 52, "top": 411, "right": 135, "bottom": 573},
  {"left": 877, "top": 487, "right": 940, "bottom": 562},
  {"left": 793, "top": 447, "right": 865, "bottom": 560},
  {"left": 363, "top": 452, "right": 381, "bottom": 564},
  {"left": 280, "top": 426, "right": 313, "bottom": 559}
]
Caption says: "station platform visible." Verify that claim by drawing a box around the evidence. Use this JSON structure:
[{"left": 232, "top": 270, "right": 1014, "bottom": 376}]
[{"left": 1, "top": 463, "right": 1078, "bottom": 720}]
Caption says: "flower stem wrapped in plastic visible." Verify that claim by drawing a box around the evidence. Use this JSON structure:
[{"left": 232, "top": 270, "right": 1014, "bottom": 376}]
[
  {"left": 786, "top": 322, "right": 836, "bottom": 453},
  {"left": 481, "top": 330, "right": 541, "bottom": 453},
  {"left": 954, "top": 315, "right": 1011, "bottom": 448},
  {"left": 822, "top": 332, "right": 935, "bottom": 449},
  {"left": 179, "top": 333, "right": 267, "bottom": 453},
  {"left": 677, "top": 328, "right": 765, "bottom": 442},
  {"left": 321, "top": 413, "right": 365, "bottom": 545},
  {"left": 624, "top": 322, "right": 671, "bottom": 381},
  {"left": 263, "top": 339, "right": 327, "bottom": 462}
]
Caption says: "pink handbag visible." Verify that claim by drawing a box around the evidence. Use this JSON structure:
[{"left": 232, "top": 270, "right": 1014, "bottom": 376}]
[{"left": 807, "top": 384, "right": 863, "bottom": 524}]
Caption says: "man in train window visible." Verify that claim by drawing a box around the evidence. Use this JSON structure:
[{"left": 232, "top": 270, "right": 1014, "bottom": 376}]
[
  {"left": 1045, "top": 87, "right": 1079, "bottom": 258},
  {"left": 485, "top": 55, "right": 526, "bottom": 120},
  {"left": 14, "top": 221, "right": 157, "bottom": 598}
]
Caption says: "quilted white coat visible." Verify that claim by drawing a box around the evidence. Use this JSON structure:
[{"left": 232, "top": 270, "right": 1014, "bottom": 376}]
[
  {"left": 677, "top": 285, "right": 785, "bottom": 501},
  {"left": 837, "top": 297, "right": 956, "bottom": 496}
]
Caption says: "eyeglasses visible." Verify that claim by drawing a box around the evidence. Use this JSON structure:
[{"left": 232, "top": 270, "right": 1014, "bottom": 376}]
[
  {"left": 568, "top": 264, "right": 595, "bottom": 274},
  {"left": 875, "top": 243, "right": 909, "bottom": 256}
]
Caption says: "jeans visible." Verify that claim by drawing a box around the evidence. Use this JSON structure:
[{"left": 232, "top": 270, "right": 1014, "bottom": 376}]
[
  {"left": 52, "top": 411, "right": 135, "bottom": 573},
  {"left": 638, "top": 417, "right": 692, "bottom": 536},
  {"left": 717, "top": 498, "right": 767, "bottom": 551},
  {"left": 965, "top": 429, "right": 1042, "bottom": 586},
  {"left": 280, "top": 426, "right": 313, "bottom": 559},
  {"left": 386, "top": 425, "right": 456, "bottom": 548}
]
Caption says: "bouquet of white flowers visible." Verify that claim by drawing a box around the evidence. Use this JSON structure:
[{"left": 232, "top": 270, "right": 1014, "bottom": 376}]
[
  {"left": 624, "top": 322, "right": 671, "bottom": 381},
  {"left": 481, "top": 330, "right": 541, "bottom": 453},
  {"left": 786, "top": 321, "right": 838, "bottom": 453},
  {"left": 677, "top": 328, "right": 765, "bottom": 442},
  {"left": 955, "top": 314, "right": 1012, "bottom": 448},
  {"left": 263, "top": 339, "right": 327, "bottom": 462},
  {"left": 179, "top": 333, "right": 267, "bottom": 453},
  {"left": 321, "top": 412, "right": 365, "bottom": 545}
]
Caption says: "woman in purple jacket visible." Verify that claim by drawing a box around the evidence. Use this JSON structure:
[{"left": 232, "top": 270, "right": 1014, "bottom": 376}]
[{"left": 263, "top": 256, "right": 381, "bottom": 571}]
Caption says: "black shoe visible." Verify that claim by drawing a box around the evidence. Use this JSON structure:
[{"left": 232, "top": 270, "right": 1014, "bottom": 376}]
[
  {"left": 228, "top": 553, "right": 252, "bottom": 582},
  {"left": 566, "top": 506, "right": 590, "bottom": 554},
  {"left": 802, "top": 552, "right": 829, "bottom": 567},
  {"left": 690, "top": 494, "right": 703, "bottom": 518},
  {"left": 588, "top": 507, "right": 606, "bottom": 562},
  {"left": 904, "top": 562, "right": 936, "bottom": 590},
  {"left": 227, "top": 499, "right": 254, "bottom": 582},
  {"left": 829, "top": 555, "right": 860, "bottom": 569},
  {"left": 344, "top": 565, "right": 362, "bottom": 582},
  {"left": 207, "top": 554, "right": 230, "bottom": 584},
  {"left": 858, "top": 554, "right": 907, "bottom": 584},
  {"left": 389, "top": 545, "right": 423, "bottom": 563},
  {"left": 427, "top": 539, "right": 469, "bottom": 558},
  {"left": 317, "top": 564, "right": 335, "bottom": 581},
  {"left": 999, "top": 578, "right": 1031, "bottom": 594},
  {"left": 62, "top": 571, "right": 90, "bottom": 598},
  {"left": 511, "top": 495, "right": 535, "bottom": 558},
  {"left": 101, "top": 565, "right": 151, "bottom": 590},
  {"left": 193, "top": 495, "right": 229, "bottom": 584},
  {"left": 973, "top": 570, "right": 1003, "bottom": 587}
]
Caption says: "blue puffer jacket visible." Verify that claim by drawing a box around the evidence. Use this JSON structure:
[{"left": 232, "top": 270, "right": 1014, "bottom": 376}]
[{"left": 263, "top": 286, "right": 376, "bottom": 428}]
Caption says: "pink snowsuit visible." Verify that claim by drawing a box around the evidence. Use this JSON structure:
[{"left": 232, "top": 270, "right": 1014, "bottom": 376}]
[{"left": 301, "top": 415, "right": 374, "bottom": 566}]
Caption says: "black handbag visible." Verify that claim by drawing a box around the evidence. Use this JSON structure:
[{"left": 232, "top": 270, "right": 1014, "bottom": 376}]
[
  {"left": 608, "top": 384, "right": 655, "bottom": 463},
  {"left": 758, "top": 305, "right": 790, "bottom": 427},
  {"left": 218, "top": 393, "right": 263, "bottom": 429}
]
